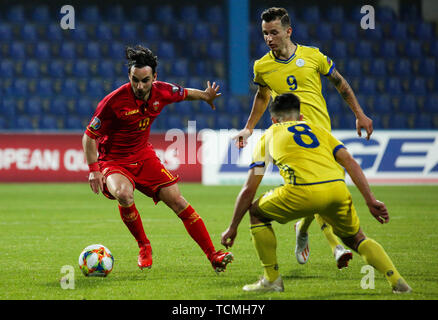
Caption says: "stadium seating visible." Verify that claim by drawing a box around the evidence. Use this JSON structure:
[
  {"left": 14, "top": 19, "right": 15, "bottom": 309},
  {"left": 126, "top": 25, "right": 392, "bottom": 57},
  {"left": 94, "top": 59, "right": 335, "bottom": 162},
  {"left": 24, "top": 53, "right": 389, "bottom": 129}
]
[{"left": 0, "top": 2, "right": 436, "bottom": 131}]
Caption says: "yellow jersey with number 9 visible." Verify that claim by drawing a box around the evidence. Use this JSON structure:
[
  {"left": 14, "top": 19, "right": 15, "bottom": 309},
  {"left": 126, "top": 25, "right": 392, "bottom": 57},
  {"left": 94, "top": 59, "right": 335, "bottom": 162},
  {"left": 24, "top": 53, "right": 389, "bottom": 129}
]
[
  {"left": 250, "top": 120, "right": 345, "bottom": 185},
  {"left": 253, "top": 44, "right": 335, "bottom": 131}
]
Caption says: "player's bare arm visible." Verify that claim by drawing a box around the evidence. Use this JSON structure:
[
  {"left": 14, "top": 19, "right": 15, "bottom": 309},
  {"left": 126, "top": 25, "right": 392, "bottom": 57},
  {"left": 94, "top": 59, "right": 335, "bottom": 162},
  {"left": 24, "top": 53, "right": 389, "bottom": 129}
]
[
  {"left": 328, "top": 68, "right": 373, "bottom": 140},
  {"left": 233, "top": 85, "right": 271, "bottom": 148},
  {"left": 335, "top": 147, "right": 389, "bottom": 224},
  {"left": 185, "top": 80, "right": 221, "bottom": 110},
  {"left": 221, "top": 168, "right": 264, "bottom": 248},
  {"left": 82, "top": 133, "right": 105, "bottom": 195}
]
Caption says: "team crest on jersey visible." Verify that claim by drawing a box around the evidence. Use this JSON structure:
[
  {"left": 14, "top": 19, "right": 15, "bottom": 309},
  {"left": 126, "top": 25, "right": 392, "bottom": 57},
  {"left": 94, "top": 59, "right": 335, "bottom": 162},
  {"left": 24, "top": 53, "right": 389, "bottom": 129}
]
[
  {"left": 90, "top": 117, "right": 101, "bottom": 130},
  {"left": 327, "top": 56, "right": 332, "bottom": 65},
  {"left": 153, "top": 101, "right": 160, "bottom": 110},
  {"left": 296, "top": 58, "right": 305, "bottom": 67}
]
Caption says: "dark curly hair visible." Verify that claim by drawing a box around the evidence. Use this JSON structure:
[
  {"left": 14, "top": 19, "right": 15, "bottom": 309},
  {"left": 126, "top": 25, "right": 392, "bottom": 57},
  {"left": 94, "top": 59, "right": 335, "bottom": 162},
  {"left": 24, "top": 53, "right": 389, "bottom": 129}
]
[
  {"left": 269, "top": 93, "right": 301, "bottom": 119},
  {"left": 261, "top": 7, "right": 291, "bottom": 28},
  {"left": 126, "top": 45, "right": 158, "bottom": 74}
]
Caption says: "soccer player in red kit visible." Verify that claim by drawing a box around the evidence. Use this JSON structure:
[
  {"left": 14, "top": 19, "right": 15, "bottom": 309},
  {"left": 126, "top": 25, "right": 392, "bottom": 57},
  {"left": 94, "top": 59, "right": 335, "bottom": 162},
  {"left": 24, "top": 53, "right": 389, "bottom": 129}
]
[{"left": 82, "top": 45, "right": 233, "bottom": 273}]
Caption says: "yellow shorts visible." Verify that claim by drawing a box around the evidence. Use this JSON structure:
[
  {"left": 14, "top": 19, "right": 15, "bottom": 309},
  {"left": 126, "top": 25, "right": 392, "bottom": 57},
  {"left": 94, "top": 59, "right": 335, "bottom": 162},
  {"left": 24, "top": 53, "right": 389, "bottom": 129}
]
[{"left": 256, "top": 181, "right": 360, "bottom": 238}]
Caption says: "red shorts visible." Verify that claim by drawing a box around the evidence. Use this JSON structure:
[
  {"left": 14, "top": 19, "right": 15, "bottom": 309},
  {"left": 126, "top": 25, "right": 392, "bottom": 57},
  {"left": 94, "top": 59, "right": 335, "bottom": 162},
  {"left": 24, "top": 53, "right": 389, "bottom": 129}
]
[{"left": 99, "top": 155, "right": 179, "bottom": 204}]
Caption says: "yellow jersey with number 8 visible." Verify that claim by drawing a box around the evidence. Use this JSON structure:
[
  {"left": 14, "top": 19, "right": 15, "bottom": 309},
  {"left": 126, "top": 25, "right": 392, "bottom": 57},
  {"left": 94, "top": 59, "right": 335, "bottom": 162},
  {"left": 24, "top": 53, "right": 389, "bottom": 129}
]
[
  {"left": 253, "top": 44, "right": 335, "bottom": 131},
  {"left": 250, "top": 120, "right": 345, "bottom": 185}
]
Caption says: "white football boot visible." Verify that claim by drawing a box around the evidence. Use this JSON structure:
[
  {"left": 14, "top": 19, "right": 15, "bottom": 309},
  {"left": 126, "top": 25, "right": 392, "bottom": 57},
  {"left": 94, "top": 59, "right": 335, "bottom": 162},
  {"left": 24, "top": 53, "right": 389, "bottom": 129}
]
[
  {"left": 333, "top": 245, "right": 353, "bottom": 269},
  {"left": 392, "top": 279, "right": 412, "bottom": 294},
  {"left": 294, "top": 221, "right": 310, "bottom": 264},
  {"left": 243, "top": 276, "right": 284, "bottom": 292}
]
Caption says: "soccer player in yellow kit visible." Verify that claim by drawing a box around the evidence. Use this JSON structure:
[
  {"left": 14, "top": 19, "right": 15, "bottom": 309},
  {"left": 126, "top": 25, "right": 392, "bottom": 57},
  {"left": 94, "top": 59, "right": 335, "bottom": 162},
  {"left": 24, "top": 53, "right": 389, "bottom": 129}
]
[
  {"left": 222, "top": 93, "right": 411, "bottom": 294},
  {"left": 233, "top": 7, "right": 374, "bottom": 268}
]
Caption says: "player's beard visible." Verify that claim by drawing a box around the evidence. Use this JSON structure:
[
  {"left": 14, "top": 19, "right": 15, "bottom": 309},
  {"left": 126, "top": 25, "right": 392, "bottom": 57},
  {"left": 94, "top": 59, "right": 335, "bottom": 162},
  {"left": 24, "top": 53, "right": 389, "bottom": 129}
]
[{"left": 134, "top": 89, "right": 147, "bottom": 100}]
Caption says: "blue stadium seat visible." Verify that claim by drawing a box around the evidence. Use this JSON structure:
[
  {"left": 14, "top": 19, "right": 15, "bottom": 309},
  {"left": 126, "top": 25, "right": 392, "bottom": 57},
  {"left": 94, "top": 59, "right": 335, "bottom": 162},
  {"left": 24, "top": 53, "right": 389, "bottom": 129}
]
[
  {"left": 176, "top": 101, "right": 193, "bottom": 115},
  {"left": 389, "top": 114, "right": 408, "bottom": 129},
  {"left": 355, "top": 42, "right": 372, "bottom": 58},
  {"left": 302, "top": 6, "right": 320, "bottom": 22},
  {"left": 10, "top": 42, "right": 26, "bottom": 59},
  {"left": 390, "top": 23, "right": 407, "bottom": 39},
  {"left": 143, "top": 24, "right": 161, "bottom": 42},
  {"left": 326, "top": 93, "right": 342, "bottom": 113},
  {"left": 361, "top": 78, "right": 376, "bottom": 95},
  {"left": 60, "top": 42, "right": 76, "bottom": 59},
  {"left": 330, "top": 40, "right": 347, "bottom": 59},
  {"left": 173, "top": 59, "right": 189, "bottom": 77},
  {"left": 193, "top": 23, "right": 211, "bottom": 41},
  {"left": 326, "top": 6, "right": 344, "bottom": 23},
  {"left": 49, "top": 60, "right": 65, "bottom": 78},
  {"left": 98, "top": 60, "right": 115, "bottom": 78},
  {"left": 109, "top": 42, "right": 125, "bottom": 60},
  {"left": 374, "top": 95, "right": 392, "bottom": 114},
  {"left": 208, "top": 41, "right": 225, "bottom": 60},
  {"left": 35, "top": 42, "right": 51, "bottom": 59},
  {"left": 15, "top": 116, "right": 34, "bottom": 130},
  {"left": 73, "top": 60, "right": 89, "bottom": 78},
  {"left": 421, "top": 58, "right": 436, "bottom": 77},
  {"left": 104, "top": 5, "right": 125, "bottom": 22},
  {"left": 12, "top": 79, "right": 28, "bottom": 97},
  {"left": 21, "top": 24, "right": 38, "bottom": 41},
  {"left": 31, "top": 5, "right": 50, "bottom": 23},
  {"left": 415, "top": 21, "right": 434, "bottom": 40},
  {"left": 120, "top": 23, "right": 138, "bottom": 41},
  {"left": 46, "top": 23, "right": 63, "bottom": 41},
  {"left": 158, "top": 42, "right": 175, "bottom": 59},
  {"left": 381, "top": 41, "right": 397, "bottom": 58},
  {"left": 216, "top": 114, "right": 233, "bottom": 129},
  {"left": 205, "top": 6, "right": 224, "bottom": 24},
  {"left": 0, "top": 116, "right": 8, "bottom": 130},
  {"left": 293, "top": 23, "right": 309, "bottom": 42},
  {"left": 166, "top": 115, "right": 184, "bottom": 129},
  {"left": 84, "top": 42, "right": 101, "bottom": 59},
  {"left": 341, "top": 23, "right": 358, "bottom": 40},
  {"left": 369, "top": 113, "right": 383, "bottom": 129},
  {"left": 386, "top": 78, "right": 402, "bottom": 95},
  {"left": 81, "top": 6, "right": 100, "bottom": 22},
  {"left": 7, "top": 6, "right": 25, "bottom": 23},
  {"left": 0, "top": 24, "right": 12, "bottom": 41},
  {"left": 39, "top": 115, "right": 58, "bottom": 130},
  {"left": 155, "top": 5, "right": 174, "bottom": 24},
  {"left": 181, "top": 6, "right": 199, "bottom": 21},
  {"left": 345, "top": 59, "right": 361, "bottom": 77},
  {"left": 26, "top": 98, "right": 42, "bottom": 116},
  {"left": 405, "top": 41, "right": 422, "bottom": 58},
  {"left": 129, "top": 6, "right": 150, "bottom": 21},
  {"left": 65, "top": 116, "right": 84, "bottom": 130},
  {"left": 70, "top": 27, "right": 88, "bottom": 41},
  {"left": 316, "top": 23, "right": 333, "bottom": 40},
  {"left": 369, "top": 59, "right": 386, "bottom": 77},
  {"left": 186, "top": 77, "right": 203, "bottom": 90},
  {"left": 87, "top": 79, "right": 105, "bottom": 98},
  {"left": 376, "top": 6, "right": 396, "bottom": 22},
  {"left": 37, "top": 79, "right": 53, "bottom": 97},
  {"left": 395, "top": 59, "right": 411, "bottom": 76},
  {"left": 399, "top": 95, "right": 417, "bottom": 113},
  {"left": 365, "top": 27, "right": 383, "bottom": 40},
  {"left": 0, "top": 60, "right": 14, "bottom": 78},
  {"left": 424, "top": 95, "right": 438, "bottom": 113},
  {"left": 411, "top": 78, "right": 427, "bottom": 96},
  {"left": 76, "top": 98, "right": 93, "bottom": 117},
  {"left": 63, "top": 79, "right": 79, "bottom": 97},
  {"left": 338, "top": 114, "right": 357, "bottom": 129},
  {"left": 0, "top": 98, "right": 16, "bottom": 119},
  {"left": 50, "top": 98, "right": 68, "bottom": 116},
  {"left": 96, "top": 24, "right": 112, "bottom": 41},
  {"left": 225, "top": 97, "right": 242, "bottom": 114},
  {"left": 414, "top": 114, "right": 433, "bottom": 128}
]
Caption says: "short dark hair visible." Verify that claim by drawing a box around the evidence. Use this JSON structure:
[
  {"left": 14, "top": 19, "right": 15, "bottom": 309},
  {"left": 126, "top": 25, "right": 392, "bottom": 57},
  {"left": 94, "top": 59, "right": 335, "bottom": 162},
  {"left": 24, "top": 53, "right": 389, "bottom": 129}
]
[
  {"left": 269, "top": 93, "right": 301, "bottom": 119},
  {"left": 126, "top": 45, "right": 158, "bottom": 74},
  {"left": 261, "top": 7, "right": 290, "bottom": 28}
]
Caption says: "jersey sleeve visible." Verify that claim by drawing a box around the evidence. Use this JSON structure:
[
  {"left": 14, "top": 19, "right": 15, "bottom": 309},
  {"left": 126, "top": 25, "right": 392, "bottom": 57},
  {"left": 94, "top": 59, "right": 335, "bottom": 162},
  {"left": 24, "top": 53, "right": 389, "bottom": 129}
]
[
  {"left": 85, "top": 98, "right": 114, "bottom": 139},
  {"left": 250, "top": 130, "right": 272, "bottom": 169},
  {"left": 315, "top": 49, "right": 336, "bottom": 77},
  {"left": 161, "top": 82, "right": 188, "bottom": 105},
  {"left": 326, "top": 130, "right": 346, "bottom": 157},
  {"left": 253, "top": 60, "right": 267, "bottom": 87}
]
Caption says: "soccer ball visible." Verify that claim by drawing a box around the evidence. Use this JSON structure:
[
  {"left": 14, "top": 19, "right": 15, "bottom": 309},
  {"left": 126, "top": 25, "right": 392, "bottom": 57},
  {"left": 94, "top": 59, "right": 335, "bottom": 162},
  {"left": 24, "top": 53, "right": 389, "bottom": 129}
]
[{"left": 78, "top": 244, "right": 114, "bottom": 277}]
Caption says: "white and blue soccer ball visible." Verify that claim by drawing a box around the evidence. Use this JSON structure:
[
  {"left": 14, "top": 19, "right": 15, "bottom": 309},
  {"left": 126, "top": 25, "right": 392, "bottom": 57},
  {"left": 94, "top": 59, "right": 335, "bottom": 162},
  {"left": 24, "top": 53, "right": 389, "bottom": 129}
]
[{"left": 78, "top": 244, "right": 114, "bottom": 277}]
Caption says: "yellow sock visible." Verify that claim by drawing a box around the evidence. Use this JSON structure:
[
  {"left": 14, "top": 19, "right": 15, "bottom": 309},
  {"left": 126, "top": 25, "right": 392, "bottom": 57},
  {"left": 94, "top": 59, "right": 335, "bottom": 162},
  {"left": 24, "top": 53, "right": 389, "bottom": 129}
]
[
  {"left": 358, "top": 238, "right": 404, "bottom": 287},
  {"left": 250, "top": 223, "right": 279, "bottom": 282},
  {"left": 314, "top": 214, "right": 341, "bottom": 253}
]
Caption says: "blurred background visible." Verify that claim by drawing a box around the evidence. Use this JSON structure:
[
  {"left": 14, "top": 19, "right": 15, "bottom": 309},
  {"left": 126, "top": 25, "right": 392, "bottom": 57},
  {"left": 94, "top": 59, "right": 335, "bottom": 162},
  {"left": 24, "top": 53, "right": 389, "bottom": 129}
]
[{"left": 0, "top": 0, "right": 437, "bottom": 133}]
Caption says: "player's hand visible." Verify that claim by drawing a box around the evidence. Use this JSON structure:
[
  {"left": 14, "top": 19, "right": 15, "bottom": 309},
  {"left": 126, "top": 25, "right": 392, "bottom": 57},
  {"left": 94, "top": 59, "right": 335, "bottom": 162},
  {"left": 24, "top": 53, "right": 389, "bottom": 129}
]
[
  {"left": 367, "top": 199, "right": 389, "bottom": 224},
  {"left": 204, "top": 81, "right": 221, "bottom": 110},
  {"left": 88, "top": 171, "right": 105, "bottom": 194},
  {"left": 356, "top": 114, "right": 373, "bottom": 140},
  {"left": 221, "top": 226, "right": 237, "bottom": 249},
  {"left": 232, "top": 128, "right": 253, "bottom": 148}
]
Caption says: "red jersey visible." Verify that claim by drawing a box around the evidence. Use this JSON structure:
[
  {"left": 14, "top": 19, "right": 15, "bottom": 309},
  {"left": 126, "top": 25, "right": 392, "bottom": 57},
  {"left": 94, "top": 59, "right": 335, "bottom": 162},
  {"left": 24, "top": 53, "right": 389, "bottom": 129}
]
[{"left": 85, "top": 81, "right": 187, "bottom": 164}]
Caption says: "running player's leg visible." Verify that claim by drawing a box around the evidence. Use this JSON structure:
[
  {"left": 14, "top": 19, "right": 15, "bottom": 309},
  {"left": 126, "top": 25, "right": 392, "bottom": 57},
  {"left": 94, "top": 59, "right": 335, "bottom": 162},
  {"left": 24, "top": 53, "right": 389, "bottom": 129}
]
[
  {"left": 159, "top": 183, "right": 233, "bottom": 272},
  {"left": 105, "top": 173, "right": 152, "bottom": 269}
]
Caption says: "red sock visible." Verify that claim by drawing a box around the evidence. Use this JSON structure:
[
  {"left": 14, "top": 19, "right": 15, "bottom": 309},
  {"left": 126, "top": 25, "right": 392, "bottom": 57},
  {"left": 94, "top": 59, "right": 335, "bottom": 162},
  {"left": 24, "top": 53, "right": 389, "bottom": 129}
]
[
  {"left": 178, "top": 205, "right": 216, "bottom": 260},
  {"left": 118, "top": 203, "right": 150, "bottom": 248}
]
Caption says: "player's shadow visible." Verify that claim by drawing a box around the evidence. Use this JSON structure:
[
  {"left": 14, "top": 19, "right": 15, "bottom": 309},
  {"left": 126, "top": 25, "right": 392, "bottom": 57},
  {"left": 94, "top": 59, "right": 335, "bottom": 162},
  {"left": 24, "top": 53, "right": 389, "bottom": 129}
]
[{"left": 282, "top": 268, "right": 326, "bottom": 280}]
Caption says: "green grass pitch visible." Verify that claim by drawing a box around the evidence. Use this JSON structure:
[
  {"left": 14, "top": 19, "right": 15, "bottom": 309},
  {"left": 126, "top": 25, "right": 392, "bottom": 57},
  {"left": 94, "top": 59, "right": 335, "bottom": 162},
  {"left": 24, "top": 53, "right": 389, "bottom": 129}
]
[{"left": 0, "top": 183, "right": 437, "bottom": 300}]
